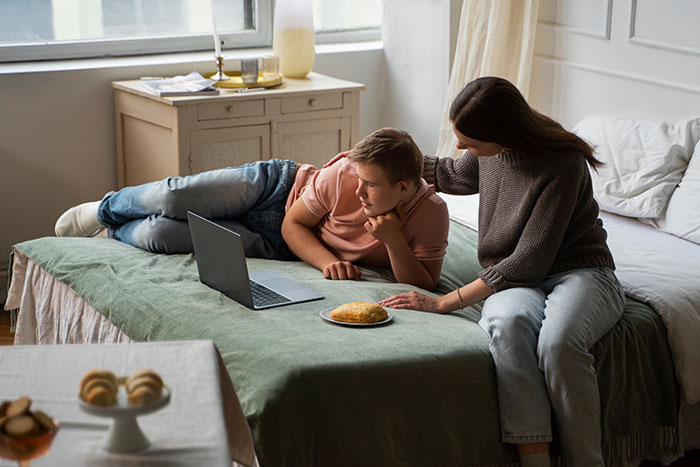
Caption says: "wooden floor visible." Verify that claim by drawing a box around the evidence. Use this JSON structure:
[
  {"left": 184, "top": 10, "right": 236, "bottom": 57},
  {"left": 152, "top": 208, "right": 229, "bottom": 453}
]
[
  {"left": 640, "top": 450, "right": 700, "bottom": 466},
  {"left": 0, "top": 309, "right": 13, "bottom": 345},
  {"left": 0, "top": 308, "right": 697, "bottom": 464}
]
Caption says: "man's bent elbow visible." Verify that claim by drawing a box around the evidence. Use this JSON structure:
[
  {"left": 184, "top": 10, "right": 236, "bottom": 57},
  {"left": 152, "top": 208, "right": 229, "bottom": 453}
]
[{"left": 280, "top": 217, "right": 296, "bottom": 245}]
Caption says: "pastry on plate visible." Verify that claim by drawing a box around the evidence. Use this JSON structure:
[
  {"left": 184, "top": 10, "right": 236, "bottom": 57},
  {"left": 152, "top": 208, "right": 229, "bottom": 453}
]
[
  {"left": 79, "top": 369, "right": 118, "bottom": 406},
  {"left": 330, "top": 301, "right": 388, "bottom": 323},
  {"left": 126, "top": 369, "right": 164, "bottom": 406}
]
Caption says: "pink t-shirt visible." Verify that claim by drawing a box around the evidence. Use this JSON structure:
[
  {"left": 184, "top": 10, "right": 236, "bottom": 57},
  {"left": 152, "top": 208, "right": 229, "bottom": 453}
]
[{"left": 285, "top": 153, "right": 449, "bottom": 266}]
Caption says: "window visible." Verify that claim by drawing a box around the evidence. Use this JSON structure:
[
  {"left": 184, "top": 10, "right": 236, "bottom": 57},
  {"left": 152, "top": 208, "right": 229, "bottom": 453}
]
[
  {"left": 313, "top": 0, "right": 382, "bottom": 43},
  {"left": 0, "top": 0, "right": 382, "bottom": 63}
]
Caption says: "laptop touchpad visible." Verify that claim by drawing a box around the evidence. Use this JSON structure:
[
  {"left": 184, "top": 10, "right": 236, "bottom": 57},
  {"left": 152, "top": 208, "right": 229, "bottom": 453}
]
[{"left": 261, "top": 277, "right": 297, "bottom": 294}]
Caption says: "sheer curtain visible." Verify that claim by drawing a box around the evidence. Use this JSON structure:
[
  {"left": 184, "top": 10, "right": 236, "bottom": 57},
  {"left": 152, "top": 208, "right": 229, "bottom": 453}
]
[{"left": 435, "top": 0, "right": 540, "bottom": 158}]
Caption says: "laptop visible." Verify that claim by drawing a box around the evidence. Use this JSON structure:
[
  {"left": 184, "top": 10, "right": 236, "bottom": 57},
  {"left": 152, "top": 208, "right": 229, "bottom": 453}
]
[{"left": 187, "top": 211, "right": 324, "bottom": 310}]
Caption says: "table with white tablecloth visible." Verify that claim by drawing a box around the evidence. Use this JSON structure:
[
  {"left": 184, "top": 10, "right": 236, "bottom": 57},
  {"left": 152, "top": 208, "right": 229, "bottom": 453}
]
[{"left": 0, "top": 341, "right": 256, "bottom": 466}]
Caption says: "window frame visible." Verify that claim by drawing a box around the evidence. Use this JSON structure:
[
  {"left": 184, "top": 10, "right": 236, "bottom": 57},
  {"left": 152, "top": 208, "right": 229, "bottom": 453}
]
[
  {"left": 315, "top": 28, "right": 381, "bottom": 45},
  {"left": 0, "top": 0, "right": 382, "bottom": 63},
  {"left": 0, "top": 0, "right": 274, "bottom": 63}
]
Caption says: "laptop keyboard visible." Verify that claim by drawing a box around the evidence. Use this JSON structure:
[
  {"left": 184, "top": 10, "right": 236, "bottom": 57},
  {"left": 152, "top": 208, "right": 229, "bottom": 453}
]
[{"left": 250, "top": 280, "right": 292, "bottom": 307}]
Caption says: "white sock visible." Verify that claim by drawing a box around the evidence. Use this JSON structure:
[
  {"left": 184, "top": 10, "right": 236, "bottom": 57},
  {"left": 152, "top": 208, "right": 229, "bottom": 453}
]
[
  {"left": 54, "top": 200, "right": 102, "bottom": 237},
  {"left": 520, "top": 451, "right": 550, "bottom": 467}
]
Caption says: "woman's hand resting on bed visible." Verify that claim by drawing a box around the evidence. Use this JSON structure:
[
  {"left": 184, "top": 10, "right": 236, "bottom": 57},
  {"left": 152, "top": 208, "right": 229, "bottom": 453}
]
[
  {"left": 380, "top": 278, "right": 494, "bottom": 313},
  {"left": 379, "top": 291, "right": 447, "bottom": 313}
]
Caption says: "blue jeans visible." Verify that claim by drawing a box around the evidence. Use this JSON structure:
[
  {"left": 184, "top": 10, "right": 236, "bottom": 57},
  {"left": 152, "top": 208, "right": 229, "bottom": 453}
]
[
  {"left": 97, "top": 159, "right": 298, "bottom": 258},
  {"left": 479, "top": 267, "right": 625, "bottom": 467}
]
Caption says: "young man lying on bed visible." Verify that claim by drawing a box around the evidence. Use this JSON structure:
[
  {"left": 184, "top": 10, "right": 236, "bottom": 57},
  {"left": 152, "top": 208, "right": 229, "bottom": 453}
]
[{"left": 54, "top": 128, "right": 450, "bottom": 290}]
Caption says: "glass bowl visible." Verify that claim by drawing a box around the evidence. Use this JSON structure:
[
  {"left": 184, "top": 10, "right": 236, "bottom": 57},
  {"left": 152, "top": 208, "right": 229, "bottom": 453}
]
[{"left": 0, "top": 420, "right": 60, "bottom": 466}]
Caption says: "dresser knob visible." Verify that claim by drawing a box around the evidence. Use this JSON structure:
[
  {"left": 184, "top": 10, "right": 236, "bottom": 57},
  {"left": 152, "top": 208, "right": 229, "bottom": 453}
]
[
  {"left": 308, "top": 98, "right": 317, "bottom": 107},
  {"left": 226, "top": 106, "right": 234, "bottom": 113}
]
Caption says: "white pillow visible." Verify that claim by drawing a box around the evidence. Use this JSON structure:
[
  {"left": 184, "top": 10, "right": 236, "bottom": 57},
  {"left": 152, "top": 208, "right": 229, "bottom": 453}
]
[
  {"left": 573, "top": 116, "right": 700, "bottom": 218},
  {"left": 641, "top": 139, "right": 700, "bottom": 244}
]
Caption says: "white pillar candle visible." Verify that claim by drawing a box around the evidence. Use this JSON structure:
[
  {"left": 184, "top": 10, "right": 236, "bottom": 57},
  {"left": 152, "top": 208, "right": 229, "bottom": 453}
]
[{"left": 212, "top": 14, "right": 222, "bottom": 57}]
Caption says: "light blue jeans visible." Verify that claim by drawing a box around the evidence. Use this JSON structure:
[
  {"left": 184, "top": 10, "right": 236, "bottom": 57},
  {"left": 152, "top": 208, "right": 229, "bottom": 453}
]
[
  {"left": 479, "top": 267, "right": 625, "bottom": 467},
  {"left": 97, "top": 159, "right": 297, "bottom": 258}
]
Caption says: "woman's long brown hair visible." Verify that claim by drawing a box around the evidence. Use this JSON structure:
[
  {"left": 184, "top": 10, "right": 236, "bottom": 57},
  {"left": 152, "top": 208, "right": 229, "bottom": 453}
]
[{"left": 450, "top": 76, "right": 603, "bottom": 169}]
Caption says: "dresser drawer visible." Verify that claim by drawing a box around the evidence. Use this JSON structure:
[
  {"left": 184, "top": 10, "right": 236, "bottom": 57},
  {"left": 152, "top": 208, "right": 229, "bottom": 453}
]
[
  {"left": 197, "top": 99, "right": 265, "bottom": 120},
  {"left": 281, "top": 92, "right": 343, "bottom": 114}
]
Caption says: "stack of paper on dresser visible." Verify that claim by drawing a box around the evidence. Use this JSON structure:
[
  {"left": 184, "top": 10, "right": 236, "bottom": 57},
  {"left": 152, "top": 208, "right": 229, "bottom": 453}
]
[{"left": 141, "top": 72, "right": 218, "bottom": 96}]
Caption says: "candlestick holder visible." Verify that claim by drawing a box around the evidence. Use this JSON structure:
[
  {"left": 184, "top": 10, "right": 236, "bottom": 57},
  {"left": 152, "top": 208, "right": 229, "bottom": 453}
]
[{"left": 212, "top": 56, "right": 230, "bottom": 81}]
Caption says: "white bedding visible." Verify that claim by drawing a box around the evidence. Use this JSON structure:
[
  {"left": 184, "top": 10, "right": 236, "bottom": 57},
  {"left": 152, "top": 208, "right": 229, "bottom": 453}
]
[
  {"left": 439, "top": 192, "right": 700, "bottom": 405},
  {"left": 600, "top": 212, "right": 700, "bottom": 405},
  {"left": 438, "top": 193, "right": 480, "bottom": 230},
  {"left": 573, "top": 116, "right": 700, "bottom": 219}
]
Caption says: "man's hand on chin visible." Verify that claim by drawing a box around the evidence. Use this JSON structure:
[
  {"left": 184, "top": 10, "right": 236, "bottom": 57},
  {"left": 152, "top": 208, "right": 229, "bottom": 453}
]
[{"left": 364, "top": 202, "right": 406, "bottom": 245}]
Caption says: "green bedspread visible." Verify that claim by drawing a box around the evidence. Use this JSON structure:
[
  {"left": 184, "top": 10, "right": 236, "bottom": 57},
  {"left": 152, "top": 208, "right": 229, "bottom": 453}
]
[{"left": 12, "top": 220, "right": 681, "bottom": 466}]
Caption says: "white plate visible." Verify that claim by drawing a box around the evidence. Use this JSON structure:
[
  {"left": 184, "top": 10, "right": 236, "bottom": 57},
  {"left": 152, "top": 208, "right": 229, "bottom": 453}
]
[{"left": 319, "top": 307, "right": 393, "bottom": 327}]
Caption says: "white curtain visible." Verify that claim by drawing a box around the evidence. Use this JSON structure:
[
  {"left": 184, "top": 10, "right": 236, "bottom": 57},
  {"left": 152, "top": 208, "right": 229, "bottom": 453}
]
[{"left": 435, "top": 0, "right": 541, "bottom": 158}]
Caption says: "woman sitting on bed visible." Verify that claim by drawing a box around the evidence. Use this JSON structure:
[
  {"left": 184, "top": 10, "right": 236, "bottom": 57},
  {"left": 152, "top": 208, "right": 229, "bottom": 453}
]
[
  {"left": 380, "top": 77, "right": 626, "bottom": 467},
  {"left": 54, "top": 128, "right": 449, "bottom": 290}
]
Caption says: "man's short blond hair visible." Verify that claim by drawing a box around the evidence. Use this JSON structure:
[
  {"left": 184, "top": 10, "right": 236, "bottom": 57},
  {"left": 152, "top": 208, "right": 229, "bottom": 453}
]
[{"left": 347, "top": 128, "right": 423, "bottom": 185}]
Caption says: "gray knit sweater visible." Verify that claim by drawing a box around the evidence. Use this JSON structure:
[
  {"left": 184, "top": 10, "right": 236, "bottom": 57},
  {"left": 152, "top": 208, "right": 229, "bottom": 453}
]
[{"left": 423, "top": 150, "right": 615, "bottom": 292}]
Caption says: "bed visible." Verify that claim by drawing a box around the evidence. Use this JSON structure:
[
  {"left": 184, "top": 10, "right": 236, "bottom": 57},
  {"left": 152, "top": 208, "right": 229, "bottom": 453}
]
[
  {"left": 4, "top": 117, "right": 700, "bottom": 467},
  {"left": 3, "top": 224, "right": 697, "bottom": 466}
]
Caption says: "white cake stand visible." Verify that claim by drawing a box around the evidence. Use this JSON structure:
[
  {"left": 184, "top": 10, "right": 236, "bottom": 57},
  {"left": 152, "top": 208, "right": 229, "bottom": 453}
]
[{"left": 78, "top": 386, "right": 170, "bottom": 453}]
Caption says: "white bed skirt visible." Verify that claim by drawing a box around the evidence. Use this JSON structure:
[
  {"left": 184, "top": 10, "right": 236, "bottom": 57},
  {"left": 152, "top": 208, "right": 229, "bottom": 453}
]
[
  {"left": 5, "top": 251, "right": 699, "bottom": 458},
  {"left": 6, "top": 250, "right": 132, "bottom": 345}
]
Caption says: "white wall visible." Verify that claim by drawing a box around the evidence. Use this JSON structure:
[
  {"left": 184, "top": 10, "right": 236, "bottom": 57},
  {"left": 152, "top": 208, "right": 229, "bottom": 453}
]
[
  {"left": 380, "top": 0, "right": 459, "bottom": 155},
  {"left": 530, "top": 0, "right": 700, "bottom": 128}
]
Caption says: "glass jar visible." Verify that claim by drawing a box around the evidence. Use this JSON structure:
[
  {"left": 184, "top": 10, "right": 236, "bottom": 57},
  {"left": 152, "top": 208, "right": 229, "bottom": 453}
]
[{"left": 272, "top": 0, "right": 315, "bottom": 79}]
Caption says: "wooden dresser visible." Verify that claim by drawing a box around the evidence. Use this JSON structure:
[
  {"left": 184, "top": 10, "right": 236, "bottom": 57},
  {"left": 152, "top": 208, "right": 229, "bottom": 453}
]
[{"left": 112, "top": 72, "right": 364, "bottom": 188}]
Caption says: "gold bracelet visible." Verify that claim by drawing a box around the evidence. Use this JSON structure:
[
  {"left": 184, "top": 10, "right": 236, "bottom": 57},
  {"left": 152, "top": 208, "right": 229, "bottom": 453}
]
[{"left": 456, "top": 287, "right": 464, "bottom": 310}]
